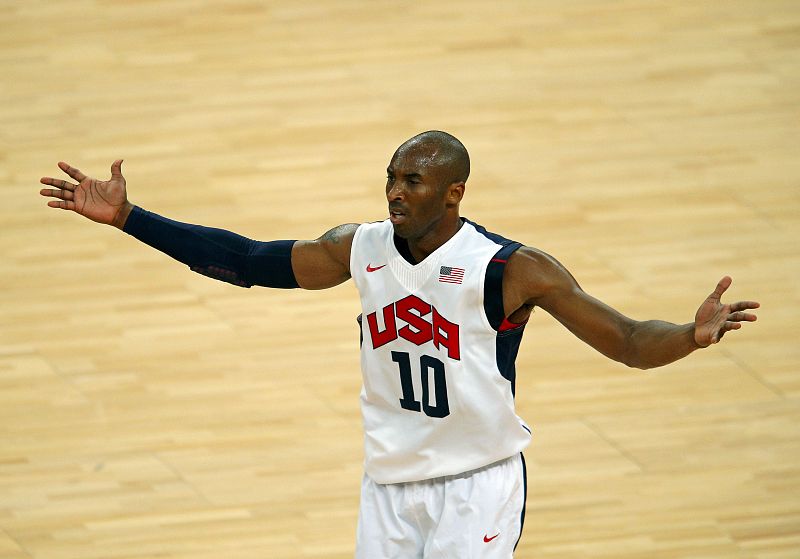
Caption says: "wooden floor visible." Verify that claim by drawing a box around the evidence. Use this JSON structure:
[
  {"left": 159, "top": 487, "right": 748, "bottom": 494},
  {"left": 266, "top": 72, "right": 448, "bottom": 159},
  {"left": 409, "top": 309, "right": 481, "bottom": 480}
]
[{"left": 2, "top": 1, "right": 798, "bottom": 557}]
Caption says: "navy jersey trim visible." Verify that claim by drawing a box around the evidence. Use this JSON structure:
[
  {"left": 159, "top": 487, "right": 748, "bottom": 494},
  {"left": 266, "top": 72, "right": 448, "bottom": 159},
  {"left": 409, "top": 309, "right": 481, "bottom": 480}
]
[
  {"left": 514, "top": 453, "right": 528, "bottom": 552},
  {"left": 464, "top": 217, "right": 522, "bottom": 330},
  {"left": 463, "top": 218, "right": 517, "bottom": 247},
  {"left": 467, "top": 218, "right": 526, "bottom": 393},
  {"left": 496, "top": 327, "right": 525, "bottom": 395},
  {"left": 483, "top": 243, "right": 523, "bottom": 330}
]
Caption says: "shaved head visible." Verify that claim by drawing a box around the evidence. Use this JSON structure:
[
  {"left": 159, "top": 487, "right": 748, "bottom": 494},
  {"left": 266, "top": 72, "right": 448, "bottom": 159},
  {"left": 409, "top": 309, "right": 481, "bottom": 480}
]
[
  {"left": 385, "top": 130, "right": 470, "bottom": 245},
  {"left": 393, "top": 130, "right": 470, "bottom": 189}
]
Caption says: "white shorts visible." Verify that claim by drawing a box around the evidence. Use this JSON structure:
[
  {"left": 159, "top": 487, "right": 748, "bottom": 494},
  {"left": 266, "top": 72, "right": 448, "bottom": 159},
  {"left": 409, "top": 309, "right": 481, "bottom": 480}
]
[{"left": 356, "top": 454, "right": 527, "bottom": 559}]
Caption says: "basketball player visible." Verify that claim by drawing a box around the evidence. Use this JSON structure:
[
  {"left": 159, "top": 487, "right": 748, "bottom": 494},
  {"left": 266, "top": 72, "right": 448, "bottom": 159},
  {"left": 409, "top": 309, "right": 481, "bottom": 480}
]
[{"left": 40, "top": 131, "right": 759, "bottom": 558}]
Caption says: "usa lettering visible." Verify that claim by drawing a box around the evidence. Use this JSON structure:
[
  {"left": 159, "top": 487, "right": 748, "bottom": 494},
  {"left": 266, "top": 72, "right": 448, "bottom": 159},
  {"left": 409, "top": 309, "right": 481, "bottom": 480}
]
[{"left": 366, "top": 295, "right": 460, "bottom": 360}]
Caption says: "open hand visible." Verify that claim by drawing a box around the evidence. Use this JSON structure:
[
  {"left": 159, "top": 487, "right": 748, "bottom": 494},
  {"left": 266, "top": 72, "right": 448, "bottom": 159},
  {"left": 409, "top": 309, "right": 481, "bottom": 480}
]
[
  {"left": 694, "top": 276, "right": 759, "bottom": 347},
  {"left": 40, "top": 160, "right": 131, "bottom": 227}
]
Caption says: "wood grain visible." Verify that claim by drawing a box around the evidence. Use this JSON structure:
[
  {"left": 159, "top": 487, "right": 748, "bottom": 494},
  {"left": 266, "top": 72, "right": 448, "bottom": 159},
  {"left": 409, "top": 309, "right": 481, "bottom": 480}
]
[{"left": 1, "top": 1, "right": 797, "bottom": 557}]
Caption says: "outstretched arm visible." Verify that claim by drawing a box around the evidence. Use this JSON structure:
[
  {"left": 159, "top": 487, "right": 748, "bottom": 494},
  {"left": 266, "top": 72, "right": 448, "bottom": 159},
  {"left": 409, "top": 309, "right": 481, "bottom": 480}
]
[
  {"left": 503, "top": 247, "right": 759, "bottom": 370},
  {"left": 40, "top": 160, "right": 357, "bottom": 290}
]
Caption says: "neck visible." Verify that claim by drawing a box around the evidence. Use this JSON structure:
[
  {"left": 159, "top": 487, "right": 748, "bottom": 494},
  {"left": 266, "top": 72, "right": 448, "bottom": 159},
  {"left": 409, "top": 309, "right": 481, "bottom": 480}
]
[{"left": 404, "top": 214, "right": 463, "bottom": 263}]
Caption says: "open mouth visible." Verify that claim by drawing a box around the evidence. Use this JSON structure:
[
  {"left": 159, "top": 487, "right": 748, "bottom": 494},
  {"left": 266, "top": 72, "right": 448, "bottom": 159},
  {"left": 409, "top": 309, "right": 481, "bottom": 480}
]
[{"left": 389, "top": 208, "right": 407, "bottom": 224}]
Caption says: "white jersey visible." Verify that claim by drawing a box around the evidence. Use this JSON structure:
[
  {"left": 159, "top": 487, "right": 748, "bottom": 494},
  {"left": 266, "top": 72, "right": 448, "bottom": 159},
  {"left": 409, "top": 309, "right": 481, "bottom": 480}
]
[{"left": 350, "top": 219, "right": 532, "bottom": 484}]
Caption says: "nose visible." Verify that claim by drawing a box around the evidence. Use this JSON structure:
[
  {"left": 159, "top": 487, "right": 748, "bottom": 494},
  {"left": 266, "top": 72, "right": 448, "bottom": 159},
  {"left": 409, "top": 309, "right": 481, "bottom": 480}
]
[{"left": 387, "top": 180, "right": 405, "bottom": 201}]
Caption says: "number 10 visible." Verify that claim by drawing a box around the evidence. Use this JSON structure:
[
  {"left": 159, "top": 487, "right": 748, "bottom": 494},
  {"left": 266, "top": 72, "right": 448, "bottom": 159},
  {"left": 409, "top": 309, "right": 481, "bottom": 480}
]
[{"left": 391, "top": 351, "right": 450, "bottom": 418}]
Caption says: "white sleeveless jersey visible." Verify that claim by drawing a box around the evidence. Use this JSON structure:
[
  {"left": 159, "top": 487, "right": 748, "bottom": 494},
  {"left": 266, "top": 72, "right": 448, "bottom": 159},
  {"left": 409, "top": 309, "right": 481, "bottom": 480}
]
[{"left": 350, "top": 218, "right": 532, "bottom": 484}]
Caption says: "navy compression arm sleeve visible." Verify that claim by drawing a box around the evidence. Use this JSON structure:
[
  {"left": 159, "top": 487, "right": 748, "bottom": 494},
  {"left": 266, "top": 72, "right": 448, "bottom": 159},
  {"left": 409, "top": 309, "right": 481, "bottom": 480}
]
[{"left": 123, "top": 206, "right": 299, "bottom": 288}]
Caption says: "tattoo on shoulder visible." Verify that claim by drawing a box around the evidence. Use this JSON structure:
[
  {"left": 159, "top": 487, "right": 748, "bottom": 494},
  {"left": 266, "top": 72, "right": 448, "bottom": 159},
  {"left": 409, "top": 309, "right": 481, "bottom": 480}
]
[{"left": 319, "top": 223, "right": 358, "bottom": 245}]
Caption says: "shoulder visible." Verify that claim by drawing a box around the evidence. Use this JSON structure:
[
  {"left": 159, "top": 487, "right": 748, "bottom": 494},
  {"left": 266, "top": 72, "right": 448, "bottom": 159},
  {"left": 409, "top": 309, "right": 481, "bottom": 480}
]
[
  {"left": 314, "top": 223, "right": 359, "bottom": 257},
  {"left": 313, "top": 222, "right": 361, "bottom": 266},
  {"left": 504, "top": 245, "right": 580, "bottom": 306},
  {"left": 294, "top": 222, "right": 360, "bottom": 268},
  {"left": 507, "top": 245, "right": 563, "bottom": 274},
  {"left": 318, "top": 222, "right": 360, "bottom": 246}
]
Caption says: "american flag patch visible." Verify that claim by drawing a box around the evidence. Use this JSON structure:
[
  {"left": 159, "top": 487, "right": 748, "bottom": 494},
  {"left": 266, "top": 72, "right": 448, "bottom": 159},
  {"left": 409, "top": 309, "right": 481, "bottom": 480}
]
[{"left": 439, "top": 266, "right": 465, "bottom": 284}]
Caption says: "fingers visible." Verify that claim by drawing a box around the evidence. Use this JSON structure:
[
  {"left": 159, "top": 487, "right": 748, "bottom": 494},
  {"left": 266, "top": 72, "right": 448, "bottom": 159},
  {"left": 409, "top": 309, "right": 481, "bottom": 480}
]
[
  {"left": 724, "top": 322, "right": 742, "bottom": 333},
  {"left": 110, "top": 159, "right": 124, "bottom": 179},
  {"left": 709, "top": 276, "right": 732, "bottom": 300},
  {"left": 728, "top": 311, "right": 758, "bottom": 322},
  {"left": 40, "top": 187, "right": 74, "bottom": 201},
  {"left": 58, "top": 161, "right": 87, "bottom": 182},
  {"left": 40, "top": 176, "right": 77, "bottom": 191},
  {"left": 711, "top": 321, "right": 742, "bottom": 344},
  {"left": 46, "top": 199, "right": 76, "bottom": 211},
  {"left": 730, "top": 300, "right": 760, "bottom": 311},
  {"left": 707, "top": 309, "right": 757, "bottom": 345}
]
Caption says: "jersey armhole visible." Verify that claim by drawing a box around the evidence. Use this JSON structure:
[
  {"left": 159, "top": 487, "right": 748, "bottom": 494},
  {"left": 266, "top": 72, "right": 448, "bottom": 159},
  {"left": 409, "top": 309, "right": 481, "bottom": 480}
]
[
  {"left": 348, "top": 223, "right": 366, "bottom": 290},
  {"left": 484, "top": 242, "right": 524, "bottom": 332}
]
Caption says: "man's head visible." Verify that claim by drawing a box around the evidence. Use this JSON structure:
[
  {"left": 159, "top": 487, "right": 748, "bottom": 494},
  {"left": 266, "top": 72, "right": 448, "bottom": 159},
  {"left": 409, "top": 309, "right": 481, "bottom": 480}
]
[{"left": 386, "top": 131, "right": 470, "bottom": 241}]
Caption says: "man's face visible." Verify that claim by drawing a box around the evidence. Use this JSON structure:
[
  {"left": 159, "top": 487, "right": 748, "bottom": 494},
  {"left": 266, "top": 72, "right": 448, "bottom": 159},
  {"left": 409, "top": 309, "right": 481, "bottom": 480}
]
[{"left": 385, "top": 146, "right": 451, "bottom": 240}]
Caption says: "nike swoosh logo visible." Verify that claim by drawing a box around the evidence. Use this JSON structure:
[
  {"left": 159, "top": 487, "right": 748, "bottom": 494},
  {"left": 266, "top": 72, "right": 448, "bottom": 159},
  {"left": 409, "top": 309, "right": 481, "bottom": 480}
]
[
  {"left": 484, "top": 533, "right": 500, "bottom": 543},
  {"left": 366, "top": 264, "right": 386, "bottom": 272}
]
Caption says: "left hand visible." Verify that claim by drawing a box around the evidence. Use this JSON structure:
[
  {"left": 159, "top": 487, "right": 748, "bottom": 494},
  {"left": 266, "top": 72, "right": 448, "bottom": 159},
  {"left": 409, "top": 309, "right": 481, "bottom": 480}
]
[{"left": 694, "top": 276, "right": 759, "bottom": 347}]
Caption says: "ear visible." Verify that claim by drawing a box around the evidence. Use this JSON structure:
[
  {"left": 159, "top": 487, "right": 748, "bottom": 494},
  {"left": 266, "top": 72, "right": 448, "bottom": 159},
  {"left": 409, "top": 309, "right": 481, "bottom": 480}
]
[{"left": 446, "top": 181, "right": 465, "bottom": 207}]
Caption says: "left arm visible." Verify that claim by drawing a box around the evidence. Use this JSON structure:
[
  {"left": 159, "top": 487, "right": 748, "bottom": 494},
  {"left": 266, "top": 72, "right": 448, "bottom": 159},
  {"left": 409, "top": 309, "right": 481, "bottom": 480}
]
[{"left": 503, "top": 247, "right": 759, "bottom": 370}]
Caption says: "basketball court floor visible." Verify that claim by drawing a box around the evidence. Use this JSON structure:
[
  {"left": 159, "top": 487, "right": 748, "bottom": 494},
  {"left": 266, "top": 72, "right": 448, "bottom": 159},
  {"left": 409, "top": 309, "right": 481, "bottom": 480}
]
[{"left": 1, "top": 1, "right": 798, "bottom": 557}]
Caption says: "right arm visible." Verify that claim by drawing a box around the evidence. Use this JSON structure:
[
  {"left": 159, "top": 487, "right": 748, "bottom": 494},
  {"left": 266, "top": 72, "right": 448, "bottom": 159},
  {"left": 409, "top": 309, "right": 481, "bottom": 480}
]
[{"left": 40, "top": 160, "right": 357, "bottom": 290}]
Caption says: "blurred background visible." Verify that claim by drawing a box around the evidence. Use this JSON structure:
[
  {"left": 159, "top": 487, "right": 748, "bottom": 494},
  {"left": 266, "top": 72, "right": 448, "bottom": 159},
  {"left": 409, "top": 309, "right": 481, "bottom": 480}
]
[{"left": 1, "top": 1, "right": 798, "bottom": 557}]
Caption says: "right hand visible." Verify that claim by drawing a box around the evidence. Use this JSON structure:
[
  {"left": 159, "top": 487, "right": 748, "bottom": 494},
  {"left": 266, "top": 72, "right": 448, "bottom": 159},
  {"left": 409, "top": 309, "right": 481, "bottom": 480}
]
[{"left": 40, "top": 160, "right": 132, "bottom": 228}]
